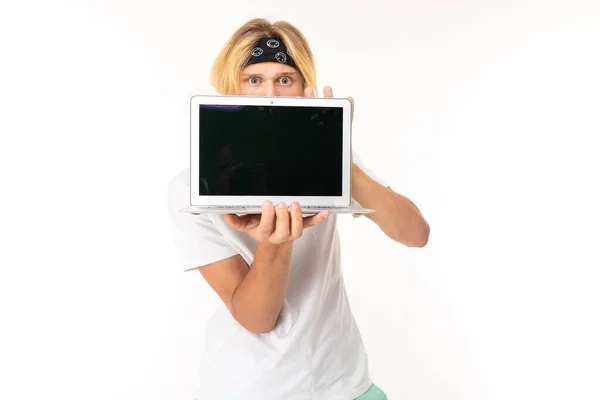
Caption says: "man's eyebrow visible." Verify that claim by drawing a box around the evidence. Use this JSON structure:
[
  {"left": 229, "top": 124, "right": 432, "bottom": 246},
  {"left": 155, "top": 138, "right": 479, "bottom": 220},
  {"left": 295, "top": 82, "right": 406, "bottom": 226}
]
[{"left": 240, "top": 71, "right": 298, "bottom": 78}]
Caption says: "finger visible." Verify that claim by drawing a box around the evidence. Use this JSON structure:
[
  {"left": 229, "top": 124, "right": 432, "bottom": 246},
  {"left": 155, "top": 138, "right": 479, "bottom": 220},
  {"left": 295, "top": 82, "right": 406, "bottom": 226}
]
[
  {"left": 323, "top": 86, "right": 333, "bottom": 98},
  {"left": 289, "top": 201, "right": 303, "bottom": 239},
  {"left": 272, "top": 202, "right": 290, "bottom": 242},
  {"left": 305, "top": 87, "right": 317, "bottom": 98},
  {"left": 256, "top": 200, "right": 275, "bottom": 241},
  {"left": 224, "top": 214, "right": 241, "bottom": 229},
  {"left": 303, "top": 211, "right": 330, "bottom": 228},
  {"left": 224, "top": 214, "right": 260, "bottom": 231},
  {"left": 246, "top": 214, "right": 262, "bottom": 229},
  {"left": 348, "top": 96, "right": 354, "bottom": 121}
]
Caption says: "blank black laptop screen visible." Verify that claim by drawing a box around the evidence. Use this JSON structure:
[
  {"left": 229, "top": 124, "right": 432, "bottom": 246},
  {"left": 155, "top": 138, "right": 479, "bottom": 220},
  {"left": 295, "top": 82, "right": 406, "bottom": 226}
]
[{"left": 198, "top": 104, "right": 343, "bottom": 196}]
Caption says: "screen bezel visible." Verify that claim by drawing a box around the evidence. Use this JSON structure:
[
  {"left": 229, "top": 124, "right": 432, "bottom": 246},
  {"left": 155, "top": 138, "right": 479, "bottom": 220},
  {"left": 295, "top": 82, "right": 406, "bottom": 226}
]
[{"left": 190, "top": 95, "right": 352, "bottom": 207}]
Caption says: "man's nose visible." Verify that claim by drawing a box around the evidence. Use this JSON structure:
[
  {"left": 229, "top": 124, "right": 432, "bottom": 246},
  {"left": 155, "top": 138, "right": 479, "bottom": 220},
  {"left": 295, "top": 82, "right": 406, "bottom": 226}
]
[{"left": 264, "top": 82, "right": 277, "bottom": 97}]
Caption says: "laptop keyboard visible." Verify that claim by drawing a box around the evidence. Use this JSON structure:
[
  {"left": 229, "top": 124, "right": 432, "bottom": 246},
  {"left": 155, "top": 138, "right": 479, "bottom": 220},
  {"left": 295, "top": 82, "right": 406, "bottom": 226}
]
[{"left": 205, "top": 205, "right": 345, "bottom": 209}]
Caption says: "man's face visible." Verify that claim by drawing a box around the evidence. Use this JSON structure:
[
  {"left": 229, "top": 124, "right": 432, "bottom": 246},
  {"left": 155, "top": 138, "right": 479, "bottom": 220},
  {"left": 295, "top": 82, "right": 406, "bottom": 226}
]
[{"left": 238, "top": 62, "right": 304, "bottom": 97}]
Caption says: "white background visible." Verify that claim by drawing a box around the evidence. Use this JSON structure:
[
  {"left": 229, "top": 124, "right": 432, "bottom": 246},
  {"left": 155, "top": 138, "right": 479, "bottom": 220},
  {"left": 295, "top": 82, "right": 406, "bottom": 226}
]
[{"left": 1, "top": 1, "right": 599, "bottom": 399}]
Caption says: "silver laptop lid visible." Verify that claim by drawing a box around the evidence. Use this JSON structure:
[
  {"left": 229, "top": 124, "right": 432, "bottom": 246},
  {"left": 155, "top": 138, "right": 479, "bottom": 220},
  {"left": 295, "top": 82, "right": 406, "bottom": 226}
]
[{"left": 190, "top": 95, "right": 352, "bottom": 207}]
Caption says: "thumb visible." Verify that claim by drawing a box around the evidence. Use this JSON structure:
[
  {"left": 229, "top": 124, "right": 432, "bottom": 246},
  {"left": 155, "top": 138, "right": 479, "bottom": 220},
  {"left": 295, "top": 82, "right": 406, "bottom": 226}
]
[
  {"left": 225, "top": 214, "right": 261, "bottom": 231},
  {"left": 224, "top": 214, "right": 241, "bottom": 228},
  {"left": 303, "top": 211, "right": 330, "bottom": 228}
]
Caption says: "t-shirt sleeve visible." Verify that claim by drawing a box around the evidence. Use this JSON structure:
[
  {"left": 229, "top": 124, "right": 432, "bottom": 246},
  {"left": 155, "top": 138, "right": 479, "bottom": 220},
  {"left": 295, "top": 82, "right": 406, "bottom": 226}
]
[
  {"left": 351, "top": 151, "right": 390, "bottom": 217},
  {"left": 166, "top": 177, "right": 239, "bottom": 272},
  {"left": 352, "top": 151, "right": 389, "bottom": 188}
]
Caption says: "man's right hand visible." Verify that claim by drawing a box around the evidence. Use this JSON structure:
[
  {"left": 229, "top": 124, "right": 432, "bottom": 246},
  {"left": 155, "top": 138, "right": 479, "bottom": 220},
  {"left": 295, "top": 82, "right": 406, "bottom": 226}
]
[{"left": 224, "top": 201, "right": 330, "bottom": 244}]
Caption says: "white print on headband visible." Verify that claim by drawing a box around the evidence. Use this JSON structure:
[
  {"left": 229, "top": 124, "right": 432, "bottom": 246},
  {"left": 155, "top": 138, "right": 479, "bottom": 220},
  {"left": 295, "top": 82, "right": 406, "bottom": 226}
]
[{"left": 275, "top": 52, "right": 287, "bottom": 63}]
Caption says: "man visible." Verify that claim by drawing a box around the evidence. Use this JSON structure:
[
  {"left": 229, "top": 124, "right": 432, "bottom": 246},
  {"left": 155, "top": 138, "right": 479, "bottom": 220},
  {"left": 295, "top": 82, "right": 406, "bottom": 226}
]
[{"left": 167, "top": 18, "right": 429, "bottom": 400}]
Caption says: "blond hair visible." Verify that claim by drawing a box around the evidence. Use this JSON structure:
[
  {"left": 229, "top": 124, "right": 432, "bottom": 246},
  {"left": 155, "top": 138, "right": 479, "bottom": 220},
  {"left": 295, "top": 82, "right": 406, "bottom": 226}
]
[{"left": 210, "top": 18, "right": 317, "bottom": 95}]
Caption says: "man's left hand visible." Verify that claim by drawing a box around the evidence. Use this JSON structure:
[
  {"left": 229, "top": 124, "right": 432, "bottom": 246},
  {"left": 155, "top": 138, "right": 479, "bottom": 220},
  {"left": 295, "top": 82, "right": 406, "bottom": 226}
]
[{"left": 303, "top": 86, "right": 354, "bottom": 121}]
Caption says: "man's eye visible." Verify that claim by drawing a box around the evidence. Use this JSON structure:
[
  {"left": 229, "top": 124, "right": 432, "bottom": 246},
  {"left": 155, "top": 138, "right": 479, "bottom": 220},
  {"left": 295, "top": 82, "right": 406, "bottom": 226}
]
[
  {"left": 280, "top": 77, "right": 291, "bottom": 84},
  {"left": 249, "top": 77, "right": 260, "bottom": 85}
]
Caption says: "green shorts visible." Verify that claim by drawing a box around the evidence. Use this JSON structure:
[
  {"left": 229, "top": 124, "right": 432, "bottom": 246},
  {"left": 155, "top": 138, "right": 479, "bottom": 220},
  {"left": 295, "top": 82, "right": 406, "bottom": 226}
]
[
  {"left": 354, "top": 383, "right": 387, "bottom": 399},
  {"left": 192, "top": 382, "right": 387, "bottom": 399}
]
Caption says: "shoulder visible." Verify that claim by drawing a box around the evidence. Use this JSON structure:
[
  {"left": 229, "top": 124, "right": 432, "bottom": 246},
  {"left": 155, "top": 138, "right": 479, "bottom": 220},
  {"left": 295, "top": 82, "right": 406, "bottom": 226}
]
[
  {"left": 165, "top": 168, "right": 222, "bottom": 228},
  {"left": 166, "top": 168, "right": 194, "bottom": 216},
  {"left": 166, "top": 167, "right": 190, "bottom": 197},
  {"left": 168, "top": 168, "right": 190, "bottom": 191}
]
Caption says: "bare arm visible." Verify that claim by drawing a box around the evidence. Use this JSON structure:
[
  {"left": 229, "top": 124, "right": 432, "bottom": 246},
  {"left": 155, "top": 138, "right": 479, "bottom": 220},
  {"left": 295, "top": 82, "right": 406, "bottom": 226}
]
[
  {"left": 198, "top": 201, "right": 329, "bottom": 334},
  {"left": 231, "top": 241, "right": 293, "bottom": 333},
  {"left": 198, "top": 242, "right": 292, "bottom": 334},
  {"left": 352, "top": 163, "right": 430, "bottom": 247},
  {"left": 305, "top": 84, "right": 429, "bottom": 247}
]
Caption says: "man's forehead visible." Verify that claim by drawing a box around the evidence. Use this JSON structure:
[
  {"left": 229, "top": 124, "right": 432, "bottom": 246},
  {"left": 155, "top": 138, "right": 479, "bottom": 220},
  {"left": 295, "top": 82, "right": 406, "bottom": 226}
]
[{"left": 240, "top": 64, "right": 298, "bottom": 77}]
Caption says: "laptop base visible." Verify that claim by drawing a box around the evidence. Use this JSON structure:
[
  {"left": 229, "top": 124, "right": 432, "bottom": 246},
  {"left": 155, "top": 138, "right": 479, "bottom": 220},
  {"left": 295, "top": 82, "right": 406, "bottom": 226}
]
[{"left": 179, "top": 206, "right": 374, "bottom": 215}]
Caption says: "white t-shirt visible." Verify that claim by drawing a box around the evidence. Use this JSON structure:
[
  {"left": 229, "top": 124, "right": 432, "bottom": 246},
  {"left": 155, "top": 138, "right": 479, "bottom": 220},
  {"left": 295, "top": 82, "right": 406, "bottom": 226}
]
[{"left": 166, "top": 153, "right": 387, "bottom": 400}]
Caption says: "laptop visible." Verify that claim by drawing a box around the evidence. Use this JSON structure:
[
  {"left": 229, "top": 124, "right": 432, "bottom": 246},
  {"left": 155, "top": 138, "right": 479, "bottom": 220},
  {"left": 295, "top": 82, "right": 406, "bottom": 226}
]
[{"left": 180, "top": 94, "right": 374, "bottom": 215}]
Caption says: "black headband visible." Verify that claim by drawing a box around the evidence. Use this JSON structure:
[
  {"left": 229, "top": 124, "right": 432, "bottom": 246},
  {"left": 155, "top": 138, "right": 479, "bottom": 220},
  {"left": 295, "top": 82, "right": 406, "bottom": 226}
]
[{"left": 242, "top": 37, "right": 298, "bottom": 70}]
